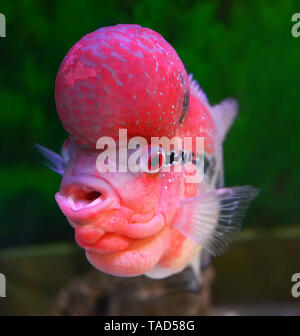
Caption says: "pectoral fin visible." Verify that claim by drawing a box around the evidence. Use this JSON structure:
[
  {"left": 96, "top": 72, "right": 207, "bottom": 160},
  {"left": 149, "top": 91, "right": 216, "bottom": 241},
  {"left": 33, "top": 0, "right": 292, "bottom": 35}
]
[
  {"left": 175, "top": 186, "right": 259, "bottom": 256},
  {"left": 35, "top": 143, "right": 66, "bottom": 176}
]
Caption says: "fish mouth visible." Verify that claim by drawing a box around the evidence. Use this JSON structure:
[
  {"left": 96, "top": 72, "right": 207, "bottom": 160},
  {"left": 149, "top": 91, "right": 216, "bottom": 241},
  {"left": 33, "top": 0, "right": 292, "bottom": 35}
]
[
  {"left": 60, "top": 187, "right": 103, "bottom": 211},
  {"left": 55, "top": 175, "right": 169, "bottom": 275},
  {"left": 55, "top": 175, "right": 120, "bottom": 225}
]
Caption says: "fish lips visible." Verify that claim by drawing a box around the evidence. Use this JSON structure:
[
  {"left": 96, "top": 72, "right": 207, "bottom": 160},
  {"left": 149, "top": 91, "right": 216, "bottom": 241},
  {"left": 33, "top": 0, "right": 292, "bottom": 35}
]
[
  {"left": 55, "top": 175, "right": 169, "bottom": 273},
  {"left": 72, "top": 215, "right": 169, "bottom": 277},
  {"left": 75, "top": 230, "right": 132, "bottom": 255},
  {"left": 86, "top": 225, "right": 171, "bottom": 277},
  {"left": 55, "top": 175, "right": 120, "bottom": 225},
  {"left": 74, "top": 213, "right": 166, "bottom": 255}
]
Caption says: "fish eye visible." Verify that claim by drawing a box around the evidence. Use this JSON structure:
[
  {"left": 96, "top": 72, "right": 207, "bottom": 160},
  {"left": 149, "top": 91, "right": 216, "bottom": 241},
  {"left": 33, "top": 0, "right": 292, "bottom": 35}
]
[{"left": 146, "top": 146, "right": 165, "bottom": 174}]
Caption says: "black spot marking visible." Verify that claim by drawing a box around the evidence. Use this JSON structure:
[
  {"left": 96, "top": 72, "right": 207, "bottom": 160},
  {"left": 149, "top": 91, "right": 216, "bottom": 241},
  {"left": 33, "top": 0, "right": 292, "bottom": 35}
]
[
  {"left": 169, "top": 152, "right": 175, "bottom": 164},
  {"left": 179, "top": 89, "right": 190, "bottom": 125},
  {"left": 181, "top": 150, "right": 186, "bottom": 163},
  {"left": 205, "top": 155, "right": 216, "bottom": 179},
  {"left": 215, "top": 171, "right": 224, "bottom": 188},
  {"left": 179, "top": 71, "right": 186, "bottom": 87},
  {"left": 204, "top": 156, "right": 210, "bottom": 174}
]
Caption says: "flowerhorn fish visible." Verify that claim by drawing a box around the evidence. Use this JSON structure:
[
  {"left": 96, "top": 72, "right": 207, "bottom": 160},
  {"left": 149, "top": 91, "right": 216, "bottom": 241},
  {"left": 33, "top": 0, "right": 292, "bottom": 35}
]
[{"left": 37, "top": 24, "right": 258, "bottom": 279}]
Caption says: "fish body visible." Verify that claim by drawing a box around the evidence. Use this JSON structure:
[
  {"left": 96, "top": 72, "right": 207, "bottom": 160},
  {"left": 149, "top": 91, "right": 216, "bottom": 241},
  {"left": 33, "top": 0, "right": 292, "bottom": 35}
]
[{"left": 38, "top": 24, "right": 258, "bottom": 279}]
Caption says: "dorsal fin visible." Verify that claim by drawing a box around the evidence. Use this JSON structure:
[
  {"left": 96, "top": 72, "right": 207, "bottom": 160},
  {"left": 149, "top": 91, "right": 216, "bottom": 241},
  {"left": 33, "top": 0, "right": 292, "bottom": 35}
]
[
  {"left": 188, "top": 73, "right": 210, "bottom": 110},
  {"left": 211, "top": 98, "right": 239, "bottom": 142},
  {"left": 188, "top": 74, "right": 238, "bottom": 142}
]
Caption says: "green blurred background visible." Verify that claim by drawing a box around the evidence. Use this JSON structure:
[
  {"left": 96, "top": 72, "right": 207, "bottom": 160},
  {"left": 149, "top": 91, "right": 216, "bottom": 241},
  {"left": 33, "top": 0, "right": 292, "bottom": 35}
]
[{"left": 0, "top": 0, "right": 299, "bottom": 248}]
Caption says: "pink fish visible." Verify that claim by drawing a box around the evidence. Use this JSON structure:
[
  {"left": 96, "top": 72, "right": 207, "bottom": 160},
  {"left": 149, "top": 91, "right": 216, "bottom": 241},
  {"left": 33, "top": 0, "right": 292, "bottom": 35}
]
[{"left": 37, "top": 24, "right": 258, "bottom": 279}]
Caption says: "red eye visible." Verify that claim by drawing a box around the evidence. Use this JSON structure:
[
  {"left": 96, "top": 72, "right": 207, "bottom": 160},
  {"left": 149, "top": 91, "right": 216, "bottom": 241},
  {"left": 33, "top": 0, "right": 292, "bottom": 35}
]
[{"left": 147, "top": 146, "right": 165, "bottom": 173}]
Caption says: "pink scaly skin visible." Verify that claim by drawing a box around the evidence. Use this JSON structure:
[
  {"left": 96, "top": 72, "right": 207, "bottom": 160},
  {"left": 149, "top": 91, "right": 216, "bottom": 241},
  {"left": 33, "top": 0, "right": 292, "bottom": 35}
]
[{"left": 54, "top": 24, "right": 216, "bottom": 278}]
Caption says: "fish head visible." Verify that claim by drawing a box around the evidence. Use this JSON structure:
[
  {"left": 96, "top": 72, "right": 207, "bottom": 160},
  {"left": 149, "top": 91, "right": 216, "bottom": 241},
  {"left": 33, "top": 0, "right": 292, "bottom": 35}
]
[
  {"left": 56, "top": 142, "right": 171, "bottom": 277},
  {"left": 54, "top": 24, "right": 196, "bottom": 277},
  {"left": 55, "top": 24, "right": 190, "bottom": 146}
]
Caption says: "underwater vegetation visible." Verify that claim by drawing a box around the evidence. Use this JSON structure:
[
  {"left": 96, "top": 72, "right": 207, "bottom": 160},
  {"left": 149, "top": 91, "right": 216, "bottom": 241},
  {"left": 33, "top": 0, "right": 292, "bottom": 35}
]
[{"left": 0, "top": 0, "right": 299, "bottom": 247}]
